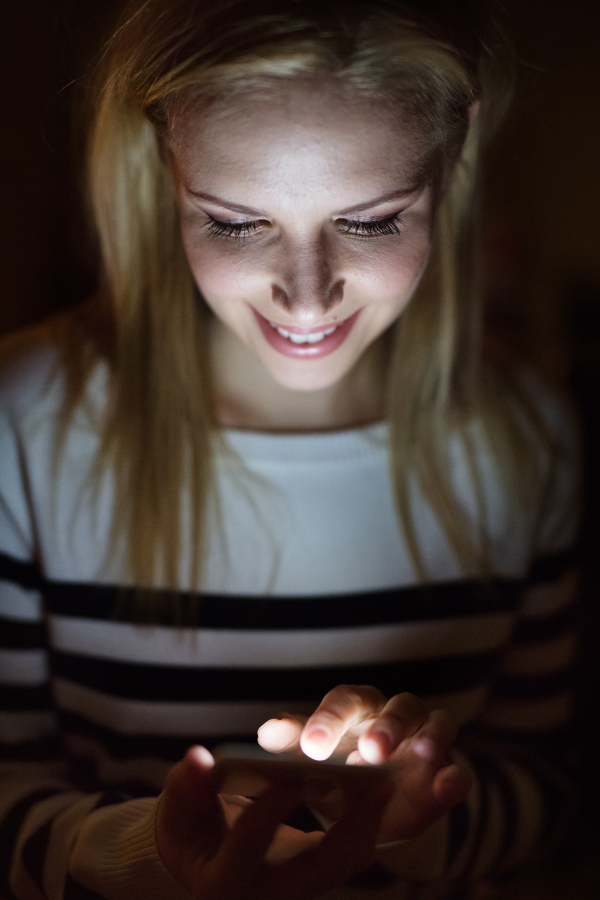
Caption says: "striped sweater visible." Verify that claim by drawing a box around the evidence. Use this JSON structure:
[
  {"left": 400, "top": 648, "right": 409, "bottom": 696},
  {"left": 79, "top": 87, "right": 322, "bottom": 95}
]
[{"left": 0, "top": 328, "right": 580, "bottom": 900}]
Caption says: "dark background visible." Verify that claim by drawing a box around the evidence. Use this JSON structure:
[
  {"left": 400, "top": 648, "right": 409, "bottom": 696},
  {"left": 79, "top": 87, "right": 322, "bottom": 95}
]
[
  {"left": 1, "top": 1, "right": 599, "bottom": 893},
  {"left": 1, "top": 0, "right": 599, "bottom": 344}
]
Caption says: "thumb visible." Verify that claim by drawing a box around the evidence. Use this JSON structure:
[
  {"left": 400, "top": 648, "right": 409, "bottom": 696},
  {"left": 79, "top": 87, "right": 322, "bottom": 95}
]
[{"left": 158, "top": 746, "right": 224, "bottom": 854}]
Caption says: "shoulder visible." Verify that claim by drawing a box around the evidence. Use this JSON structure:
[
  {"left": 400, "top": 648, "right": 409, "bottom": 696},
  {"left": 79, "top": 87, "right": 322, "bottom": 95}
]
[
  {"left": 0, "top": 313, "right": 75, "bottom": 422},
  {"left": 0, "top": 318, "right": 65, "bottom": 419},
  {"left": 517, "top": 367, "right": 579, "bottom": 453},
  {"left": 0, "top": 304, "right": 108, "bottom": 428},
  {"left": 486, "top": 365, "right": 581, "bottom": 558}
]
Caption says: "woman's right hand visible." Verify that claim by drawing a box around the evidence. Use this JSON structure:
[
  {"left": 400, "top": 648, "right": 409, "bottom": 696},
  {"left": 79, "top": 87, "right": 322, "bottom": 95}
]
[{"left": 155, "top": 745, "right": 393, "bottom": 900}]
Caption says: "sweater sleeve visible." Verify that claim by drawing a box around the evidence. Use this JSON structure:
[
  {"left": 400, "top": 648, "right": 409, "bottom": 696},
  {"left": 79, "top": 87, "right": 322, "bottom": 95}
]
[
  {"left": 368, "top": 557, "right": 580, "bottom": 889},
  {"left": 373, "top": 387, "right": 582, "bottom": 888},
  {"left": 0, "top": 398, "right": 196, "bottom": 900}
]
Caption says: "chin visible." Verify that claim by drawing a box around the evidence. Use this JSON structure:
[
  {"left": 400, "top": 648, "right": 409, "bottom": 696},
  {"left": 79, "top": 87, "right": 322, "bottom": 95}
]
[{"left": 264, "top": 358, "right": 351, "bottom": 393}]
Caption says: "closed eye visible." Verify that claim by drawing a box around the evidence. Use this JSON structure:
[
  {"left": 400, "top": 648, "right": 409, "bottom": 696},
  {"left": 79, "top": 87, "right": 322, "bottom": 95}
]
[
  {"left": 204, "top": 217, "right": 261, "bottom": 238},
  {"left": 338, "top": 214, "right": 404, "bottom": 237}
]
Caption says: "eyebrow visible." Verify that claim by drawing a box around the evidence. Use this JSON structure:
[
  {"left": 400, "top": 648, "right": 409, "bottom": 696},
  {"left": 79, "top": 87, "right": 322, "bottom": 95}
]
[
  {"left": 185, "top": 185, "right": 423, "bottom": 218},
  {"left": 336, "top": 187, "right": 423, "bottom": 215},
  {"left": 185, "top": 190, "right": 266, "bottom": 217}
]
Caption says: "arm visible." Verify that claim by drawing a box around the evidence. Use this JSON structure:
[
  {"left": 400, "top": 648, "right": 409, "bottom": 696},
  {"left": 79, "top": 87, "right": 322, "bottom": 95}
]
[
  {"left": 0, "top": 402, "right": 392, "bottom": 900},
  {"left": 256, "top": 556, "right": 581, "bottom": 884}
]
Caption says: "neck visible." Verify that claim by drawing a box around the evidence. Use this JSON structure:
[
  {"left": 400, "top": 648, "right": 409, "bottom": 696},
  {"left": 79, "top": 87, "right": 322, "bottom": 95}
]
[{"left": 209, "top": 318, "right": 387, "bottom": 433}]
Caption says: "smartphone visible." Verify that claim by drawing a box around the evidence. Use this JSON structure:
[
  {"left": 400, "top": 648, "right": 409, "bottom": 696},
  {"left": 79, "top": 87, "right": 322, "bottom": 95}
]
[{"left": 211, "top": 742, "right": 391, "bottom": 798}]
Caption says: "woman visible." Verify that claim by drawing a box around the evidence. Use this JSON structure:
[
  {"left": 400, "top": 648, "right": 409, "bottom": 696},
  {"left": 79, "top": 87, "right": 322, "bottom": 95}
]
[{"left": 0, "top": 1, "right": 580, "bottom": 897}]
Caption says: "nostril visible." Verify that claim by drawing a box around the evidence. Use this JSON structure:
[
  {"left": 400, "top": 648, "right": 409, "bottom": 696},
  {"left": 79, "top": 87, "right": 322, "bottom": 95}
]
[
  {"left": 271, "top": 279, "right": 344, "bottom": 312},
  {"left": 327, "top": 279, "right": 344, "bottom": 310},
  {"left": 271, "top": 283, "right": 291, "bottom": 310}
]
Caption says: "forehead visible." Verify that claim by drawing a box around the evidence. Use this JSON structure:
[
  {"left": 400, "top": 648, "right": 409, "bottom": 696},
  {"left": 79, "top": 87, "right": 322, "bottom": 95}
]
[{"left": 169, "top": 81, "right": 433, "bottom": 204}]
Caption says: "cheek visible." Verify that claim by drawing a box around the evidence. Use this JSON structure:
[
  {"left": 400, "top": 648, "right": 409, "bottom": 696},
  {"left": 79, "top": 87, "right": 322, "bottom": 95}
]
[
  {"left": 181, "top": 230, "right": 262, "bottom": 301},
  {"left": 353, "top": 234, "right": 431, "bottom": 310}
]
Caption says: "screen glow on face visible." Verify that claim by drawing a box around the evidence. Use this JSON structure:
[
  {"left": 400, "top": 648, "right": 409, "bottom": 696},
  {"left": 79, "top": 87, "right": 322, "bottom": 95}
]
[{"left": 171, "top": 84, "right": 436, "bottom": 396}]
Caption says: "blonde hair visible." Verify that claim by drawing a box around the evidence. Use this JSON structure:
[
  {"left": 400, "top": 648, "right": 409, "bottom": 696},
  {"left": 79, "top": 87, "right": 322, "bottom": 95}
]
[{"left": 61, "top": 0, "right": 550, "bottom": 590}]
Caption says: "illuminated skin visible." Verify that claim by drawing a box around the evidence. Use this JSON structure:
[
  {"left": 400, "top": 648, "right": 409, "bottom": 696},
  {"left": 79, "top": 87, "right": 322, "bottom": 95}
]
[
  {"left": 157, "top": 84, "right": 472, "bottom": 893},
  {"left": 170, "top": 82, "right": 435, "bottom": 430}
]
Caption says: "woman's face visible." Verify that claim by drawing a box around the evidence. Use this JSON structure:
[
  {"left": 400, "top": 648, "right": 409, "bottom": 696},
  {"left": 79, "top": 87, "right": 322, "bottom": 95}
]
[{"left": 171, "top": 83, "right": 436, "bottom": 396}]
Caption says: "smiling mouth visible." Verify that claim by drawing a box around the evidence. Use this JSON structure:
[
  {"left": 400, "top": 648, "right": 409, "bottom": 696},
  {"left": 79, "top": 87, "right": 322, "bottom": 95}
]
[
  {"left": 269, "top": 322, "right": 339, "bottom": 345},
  {"left": 252, "top": 307, "right": 361, "bottom": 359}
]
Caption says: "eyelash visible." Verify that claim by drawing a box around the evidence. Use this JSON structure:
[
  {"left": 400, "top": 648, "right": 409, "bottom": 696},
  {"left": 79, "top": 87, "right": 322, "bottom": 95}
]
[
  {"left": 339, "top": 215, "right": 404, "bottom": 237},
  {"left": 205, "top": 218, "right": 259, "bottom": 238},
  {"left": 204, "top": 214, "right": 404, "bottom": 239}
]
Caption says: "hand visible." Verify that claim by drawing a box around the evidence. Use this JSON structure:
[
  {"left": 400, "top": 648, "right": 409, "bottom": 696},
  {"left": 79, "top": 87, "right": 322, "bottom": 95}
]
[
  {"left": 155, "top": 745, "right": 393, "bottom": 900},
  {"left": 257, "top": 686, "right": 473, "bottom": 843}
]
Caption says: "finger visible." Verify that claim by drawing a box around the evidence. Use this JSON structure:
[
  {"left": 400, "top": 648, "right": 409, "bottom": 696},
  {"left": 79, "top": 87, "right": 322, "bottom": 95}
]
[
  {"left": 358, "top": 692, "right": 428, "bottom": 764},
  {"left": 410, "top": 709, "right": 458, "bottom": 764},
  {"left": 432, "top": 762, "right": 473, "bottom": 808},
  {"left": 345, "top": 749, "right": 368, "bottom": 765},
  {"left": 257, "top": 717, "right": 305, "bottom": 754},
  {"left": 158, "top": 746, "right": 221, "bottom": 845},
  {"left": 300, "top": 685, "right": 386, "bottom": 761},
  {"left": 265, "top": 824, "right": 324, "bottom": 863},
  {"left": 217, "top": 780, "right": 305, "bottom": 878},
  {"left": 273, "top": 778, "right": 394, "bottom": 896}
]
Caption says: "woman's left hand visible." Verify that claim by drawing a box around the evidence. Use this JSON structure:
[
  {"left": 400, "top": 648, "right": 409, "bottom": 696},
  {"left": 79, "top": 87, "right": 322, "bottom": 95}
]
[{"left": 257, "top": 685, "right": 472, "bottom": 844}]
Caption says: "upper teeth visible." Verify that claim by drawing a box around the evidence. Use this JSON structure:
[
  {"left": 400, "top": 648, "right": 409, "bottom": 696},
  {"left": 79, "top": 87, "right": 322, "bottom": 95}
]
[{"left": 271, "top": 324, "right": 337, "bottom": 344}]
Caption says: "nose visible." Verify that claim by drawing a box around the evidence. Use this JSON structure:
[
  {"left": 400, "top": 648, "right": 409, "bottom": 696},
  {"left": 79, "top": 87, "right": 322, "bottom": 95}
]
[{"left": 271, "top": 240, "right": 345, "bottom": 318}]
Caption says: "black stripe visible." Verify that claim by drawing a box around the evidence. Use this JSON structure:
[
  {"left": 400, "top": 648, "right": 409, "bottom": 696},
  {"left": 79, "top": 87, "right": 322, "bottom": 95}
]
[
  {"left": 0, "top": 734, "right": 62, "bottom": 762},
  {"left": 0, "top": 682, "right": 54, "bottom": 711},
  {"left": 489, "top": 668, "right": 574, "bottom": 701},
  {"left": 0, "top": 616, "right": 46, "bottom": 649},
  {"left": 0, "top": 789, "right": 62, "bottom": 899},
  {"left": 0, "top": 548, "right": 574, "bottom": 607},
  {"left": 527, "top": 548, "right": 577, "bottom": 585},
  {"left": 42, "top": 579, "right": 522, "bottom": 627},
  {"left": 464, "top": 721, "right": 573, "bottom": 746},
  {"left": 63, "top": 873, "right": 107, "bottom": 900},
  {"left": 22, "top": 818, "right": 53, "bottom": 891},
  {"left": 0, "top": 549, "right": 575, "bottom": 631},
  {"left": 60, "top": 709, "right": 256, "bottom": 762},
  {"left": 512, "top": 607, "right": 578, "bottom": 644},
  {"left": 51, "top": 649, "right": 497, "bottom": 702},
  {"left": 0, "top": 553, "right": 42, "bottom": 590}
]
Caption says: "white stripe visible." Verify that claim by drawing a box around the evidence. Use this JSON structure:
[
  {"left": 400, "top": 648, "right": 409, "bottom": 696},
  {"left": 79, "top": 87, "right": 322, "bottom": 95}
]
[
  {"left": 480, "top": 693, "right": 572, "bottom": 732},
  {"left": 0, "top": 648, "right": 48, "bottom": 685},
  {"left": 0, "top": 710, "right": 57, "bottom": 742},
  {"left": 54, "top": 677, "right": 316, "bottom": 736},
  {"left": 49, "top": 612, "right": 513, "bottom": 668},
  {"left": 0, "top": 580, "right": 43, "bottom": 621},
  {"left": 499, "top": 633, "right": 577, "bottom": 676}
]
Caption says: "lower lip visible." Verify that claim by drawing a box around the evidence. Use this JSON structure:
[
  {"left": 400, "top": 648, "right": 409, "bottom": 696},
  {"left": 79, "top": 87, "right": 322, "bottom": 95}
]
[{"left": 253, "top": 308, "right": 361, "bottom": 359}]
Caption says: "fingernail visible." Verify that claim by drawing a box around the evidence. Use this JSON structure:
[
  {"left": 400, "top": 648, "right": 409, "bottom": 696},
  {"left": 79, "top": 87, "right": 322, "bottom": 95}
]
[
  {"left": 358, "top": 729, "right": 391, "bottom": 764},
  {"left": 257, "top": 718, "right": 298, "bottom": 750},
  {"left": 370, "top": 728, "right": 393, "bottom": 757},
  {"left": 189, "top": 745, "right": 215, "bottom": 767},
  {"left": 301, "top": 727, "right": 332, "bottom": 760}
]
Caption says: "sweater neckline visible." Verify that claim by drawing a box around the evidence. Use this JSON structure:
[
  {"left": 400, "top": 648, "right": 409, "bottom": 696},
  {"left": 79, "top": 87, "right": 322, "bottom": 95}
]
[{"left": 220, "top": 420, "right": 388, "bottom": 464}]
